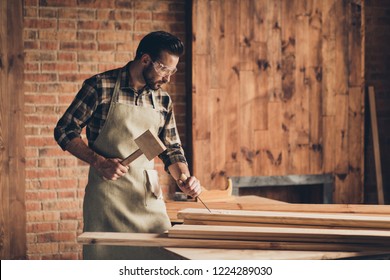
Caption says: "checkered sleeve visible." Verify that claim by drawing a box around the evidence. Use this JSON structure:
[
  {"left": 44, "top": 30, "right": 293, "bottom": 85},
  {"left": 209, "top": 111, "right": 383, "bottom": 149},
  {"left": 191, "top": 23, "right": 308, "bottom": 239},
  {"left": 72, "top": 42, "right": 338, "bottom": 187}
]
[
  {"left": 54, "top": 80, "right": 99, "bottom": 150},
  {"left": 158, "top": 100, "right": 188, "bottom": 172}
]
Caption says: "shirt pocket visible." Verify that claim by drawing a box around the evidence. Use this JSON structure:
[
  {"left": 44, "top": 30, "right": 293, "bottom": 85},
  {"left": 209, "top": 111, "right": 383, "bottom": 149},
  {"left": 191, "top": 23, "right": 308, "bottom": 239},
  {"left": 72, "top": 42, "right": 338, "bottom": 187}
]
[{"left": 145, "top": 169, "right": 163, "bottom": 200}]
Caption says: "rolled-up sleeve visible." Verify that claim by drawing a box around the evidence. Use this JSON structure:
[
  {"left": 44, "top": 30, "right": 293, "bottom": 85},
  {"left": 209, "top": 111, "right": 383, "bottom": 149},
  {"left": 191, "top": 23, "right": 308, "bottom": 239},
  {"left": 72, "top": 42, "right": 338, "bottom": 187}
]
[
  {"left": 158, "top": 102, "right": 187, "bottom": 171},
  {"left": 54, "top": 81, "right": 99, "bottom": 150}
]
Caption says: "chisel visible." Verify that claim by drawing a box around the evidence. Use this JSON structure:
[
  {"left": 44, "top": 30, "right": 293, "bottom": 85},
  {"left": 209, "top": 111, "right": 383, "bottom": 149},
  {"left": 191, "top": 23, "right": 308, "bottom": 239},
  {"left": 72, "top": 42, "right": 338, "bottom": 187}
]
[{"left": 179, "top": 174, "right": 212, "bottom": 213}]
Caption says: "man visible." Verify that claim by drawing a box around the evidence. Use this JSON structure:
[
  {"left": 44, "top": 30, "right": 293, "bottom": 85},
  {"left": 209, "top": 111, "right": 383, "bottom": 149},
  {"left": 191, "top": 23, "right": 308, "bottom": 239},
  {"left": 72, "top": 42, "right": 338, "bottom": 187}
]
[{"left": 54, "top": 31, "right": 201, "bottom": 259}]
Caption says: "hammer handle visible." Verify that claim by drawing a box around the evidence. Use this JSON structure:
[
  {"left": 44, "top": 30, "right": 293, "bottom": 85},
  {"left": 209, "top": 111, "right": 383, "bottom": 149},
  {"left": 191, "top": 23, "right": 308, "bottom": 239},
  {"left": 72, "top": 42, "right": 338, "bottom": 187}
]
[{"left": 121, "top": 149, "right": 143, "bottom": 166}]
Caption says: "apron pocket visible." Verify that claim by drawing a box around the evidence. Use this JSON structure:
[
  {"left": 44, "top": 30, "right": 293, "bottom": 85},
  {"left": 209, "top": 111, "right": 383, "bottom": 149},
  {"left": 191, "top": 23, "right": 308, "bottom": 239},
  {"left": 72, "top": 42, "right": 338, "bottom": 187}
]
[{"left": 145, "top": 169, "right": 163, "bottom": 199}]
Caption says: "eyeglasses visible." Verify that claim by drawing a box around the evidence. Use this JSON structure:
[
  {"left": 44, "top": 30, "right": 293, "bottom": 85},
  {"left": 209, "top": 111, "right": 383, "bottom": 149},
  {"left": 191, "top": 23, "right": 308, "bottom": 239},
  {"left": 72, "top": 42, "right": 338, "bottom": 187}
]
[{"left": 152, "top": 60, "right": 177, "bottom": 77}]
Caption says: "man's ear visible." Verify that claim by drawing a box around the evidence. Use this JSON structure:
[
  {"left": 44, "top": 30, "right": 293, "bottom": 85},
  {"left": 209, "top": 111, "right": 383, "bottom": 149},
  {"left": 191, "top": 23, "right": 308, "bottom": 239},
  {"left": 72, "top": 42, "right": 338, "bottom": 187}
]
[{"left": 141, "top": 53, "right": 151, "bottom": 65}]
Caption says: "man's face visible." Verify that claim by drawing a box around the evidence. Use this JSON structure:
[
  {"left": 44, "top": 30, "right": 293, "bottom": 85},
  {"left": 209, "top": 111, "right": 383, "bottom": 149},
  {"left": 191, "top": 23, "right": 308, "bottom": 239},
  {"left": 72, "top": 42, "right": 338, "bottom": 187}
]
[{"left": 142, "top": 51, "right": 179, "bottom": 90}]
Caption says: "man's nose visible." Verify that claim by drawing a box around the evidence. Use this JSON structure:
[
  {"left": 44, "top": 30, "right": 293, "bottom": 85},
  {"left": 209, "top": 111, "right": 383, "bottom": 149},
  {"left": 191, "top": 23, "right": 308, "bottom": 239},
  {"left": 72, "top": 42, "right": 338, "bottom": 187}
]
[{"left": 162, "top": 75, "right": 171, "bottom": 83}]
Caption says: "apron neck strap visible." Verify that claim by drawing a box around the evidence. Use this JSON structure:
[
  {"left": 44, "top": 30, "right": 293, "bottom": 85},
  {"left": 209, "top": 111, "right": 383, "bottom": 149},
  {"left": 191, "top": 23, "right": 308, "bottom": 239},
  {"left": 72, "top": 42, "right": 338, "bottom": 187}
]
[{"left": 112, "top": 69, "right": 122, "bottom": 103}]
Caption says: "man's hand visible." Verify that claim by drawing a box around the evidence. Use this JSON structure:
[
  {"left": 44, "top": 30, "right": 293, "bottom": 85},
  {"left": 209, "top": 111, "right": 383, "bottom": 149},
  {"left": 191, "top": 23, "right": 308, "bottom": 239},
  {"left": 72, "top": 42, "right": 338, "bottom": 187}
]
[
  {"left": 177, "top": 175, "right": 202, "bottom": 198},
  {"left": 92, "top": 157, "right": 129, "bottom": 180}
]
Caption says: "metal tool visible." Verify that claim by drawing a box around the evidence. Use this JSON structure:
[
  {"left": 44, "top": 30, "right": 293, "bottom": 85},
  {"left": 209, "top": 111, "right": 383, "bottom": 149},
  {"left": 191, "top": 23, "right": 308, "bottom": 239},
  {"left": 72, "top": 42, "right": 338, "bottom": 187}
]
[{"left": 179, "top": 174, "right": 212, "bottom": 213}]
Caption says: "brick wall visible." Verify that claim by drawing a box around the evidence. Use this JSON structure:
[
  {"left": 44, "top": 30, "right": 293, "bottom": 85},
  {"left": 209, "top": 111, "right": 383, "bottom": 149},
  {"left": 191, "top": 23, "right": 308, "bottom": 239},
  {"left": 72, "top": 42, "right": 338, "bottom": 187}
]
[
  {"left": 364, "top": 0, "right": 390, "bottom": 203},
  {"left": 23, "top": 0, "right": 187, "bottom": 260}
]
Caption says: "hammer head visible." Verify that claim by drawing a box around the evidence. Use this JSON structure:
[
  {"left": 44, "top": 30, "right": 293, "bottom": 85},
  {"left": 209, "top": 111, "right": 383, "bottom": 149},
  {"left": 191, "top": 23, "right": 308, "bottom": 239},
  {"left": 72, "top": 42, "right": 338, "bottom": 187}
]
[{"left": 134, "top": 129, "right": 166, "bottom": 160}]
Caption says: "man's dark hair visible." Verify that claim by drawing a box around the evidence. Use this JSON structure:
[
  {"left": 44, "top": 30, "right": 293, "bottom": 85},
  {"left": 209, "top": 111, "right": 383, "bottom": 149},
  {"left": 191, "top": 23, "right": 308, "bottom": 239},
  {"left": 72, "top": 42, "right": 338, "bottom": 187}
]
[{"left": 135, "top": 31, "right": 184, "bottom": 61}]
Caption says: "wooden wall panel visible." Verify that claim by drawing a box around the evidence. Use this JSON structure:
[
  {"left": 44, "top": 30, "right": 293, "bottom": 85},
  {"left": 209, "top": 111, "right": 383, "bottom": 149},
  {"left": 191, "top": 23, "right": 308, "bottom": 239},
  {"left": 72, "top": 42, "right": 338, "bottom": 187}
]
[
  {"left": 192, "top": 0, "right": 364, "bottom": 203},
  {"left": 0, "top": 0, "right": 26, "bottom": 259}
]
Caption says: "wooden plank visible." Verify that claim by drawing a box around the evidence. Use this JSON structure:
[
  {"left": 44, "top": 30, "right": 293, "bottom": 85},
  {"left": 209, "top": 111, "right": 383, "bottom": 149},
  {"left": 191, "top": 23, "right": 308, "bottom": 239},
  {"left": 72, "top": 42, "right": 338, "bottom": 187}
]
[
  {"left": 223, "top": 0, "right": 240, "bottom": 180},
  {"left": 169, "top": 224, "right": 390, "bottom": 245},
  {"left": 321, "top": 0, "right": 337, "bottom": 116},
  {"left": 77, "top": 231, "right": 390, "bottom": 252},
  {"left": 348, "top": 87, "right": 364, "bottom": 203},
  {"left": 369, "top": 86, "right": 384, "bottom": 204},
  {"left": 308, "top": 0, "right": 324, "bottom": 174},
  {"left": 0, "top": 0, "right": 10, "bottom": 260},
  {"left": 0, "top": 0, "right": 26, "bottom": 260},
  {"left": 210, "top": 89, "right": 228, "bottom": 189},
  {"left": 290, "top": 0, "right": 310, "bottom": 174},
  {"left": 165, "top": 247, "right": 388, "bottom": 260},
  {"left": 177, "top": 208, "right": 390, "bottom": 229},
  {"left": 239, "top": 71, "right": 256, "bottom": 176},
  {"left": 180, "top": 219, "right": 390, "bottom": 231}
]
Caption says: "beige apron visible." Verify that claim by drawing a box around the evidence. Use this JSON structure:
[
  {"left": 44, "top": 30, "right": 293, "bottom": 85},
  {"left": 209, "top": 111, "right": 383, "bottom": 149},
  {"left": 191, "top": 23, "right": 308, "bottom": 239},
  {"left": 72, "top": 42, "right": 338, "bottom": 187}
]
[{"left": 83, "top": 68, "right": 173, "bottom": 260}]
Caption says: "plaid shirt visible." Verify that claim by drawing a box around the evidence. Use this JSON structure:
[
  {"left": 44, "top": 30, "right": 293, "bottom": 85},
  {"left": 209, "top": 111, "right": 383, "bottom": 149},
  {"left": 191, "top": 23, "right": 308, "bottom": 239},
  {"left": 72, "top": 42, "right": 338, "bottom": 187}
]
[{"left": 54, "top": 62, "right": 187, "bottom": 170}]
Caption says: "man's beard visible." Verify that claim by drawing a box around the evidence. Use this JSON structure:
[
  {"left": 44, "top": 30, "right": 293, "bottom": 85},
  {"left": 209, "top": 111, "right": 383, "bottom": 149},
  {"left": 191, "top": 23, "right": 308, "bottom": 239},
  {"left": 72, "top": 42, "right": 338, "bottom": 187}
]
[{"left": 142, "top": 66, "right": 165, "bottom": 90}]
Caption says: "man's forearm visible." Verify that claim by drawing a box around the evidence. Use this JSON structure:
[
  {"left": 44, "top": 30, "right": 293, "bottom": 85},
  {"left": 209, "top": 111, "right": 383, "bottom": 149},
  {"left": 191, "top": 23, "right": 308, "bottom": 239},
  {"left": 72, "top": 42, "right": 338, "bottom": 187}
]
[
  {"left": 168, "top": 162, "right": 190, "bottom": 181},
  {"left": 64, "top": 137, "right": 104, "bottom": 168}
]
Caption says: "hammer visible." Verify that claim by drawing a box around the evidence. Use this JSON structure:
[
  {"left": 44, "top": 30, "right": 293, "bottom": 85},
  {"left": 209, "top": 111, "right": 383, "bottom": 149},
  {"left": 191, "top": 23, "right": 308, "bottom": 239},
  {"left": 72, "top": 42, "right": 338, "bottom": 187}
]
[{"left": 121, "top": 129, "right": 166, "bottom": 166}]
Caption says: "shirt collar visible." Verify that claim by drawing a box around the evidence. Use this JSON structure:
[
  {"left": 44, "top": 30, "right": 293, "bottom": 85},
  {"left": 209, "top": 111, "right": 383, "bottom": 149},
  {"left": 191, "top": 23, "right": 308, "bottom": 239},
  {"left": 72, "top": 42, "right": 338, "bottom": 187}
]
[{"left": 120, "top": 61, "right": 153, "bottom": 96}]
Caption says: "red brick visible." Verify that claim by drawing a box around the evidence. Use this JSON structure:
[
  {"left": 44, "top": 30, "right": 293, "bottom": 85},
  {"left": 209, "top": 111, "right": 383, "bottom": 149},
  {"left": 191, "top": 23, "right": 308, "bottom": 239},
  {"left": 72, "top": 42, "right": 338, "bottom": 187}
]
[
  {"left": 39, "top": 0, "right": 77, "bottom": 7},
  {"left": 37, "top": 232, "right": 76, "bottom": 243},
  {"left": 40, "top": 41, "right": 59, "bottom": 50},
  {"left": 115, "top": 52, "right": 132, "bottom": 62},
  {"left": 39, "top": 147, "right": 68, "bottom": 157},
  {"left": 58, "top": 167, "right": 88, "bottom": 177},
  {"left": 27, "top": 243, "right": 58, "bottom": 254},
  {"left": 116, "top": 42, "right": 132, "bottom": 52},
  {"left": 25, "top": 158, "right": 38, "bottom": 168},
  {"left": 25, "top": 0, "right": 38, "bottom": 5},
  {"left": 40, "top": 179, "right": 79, "bottom": 189},
  {"left": 38, "top": 158, "right": 58, "bottom": 168},
  {"left": 77, "top": 0, "right": 115, "bottom": 8},
  {"left": 58, "top": 20, "right": 76, "bottom": 29},
  {"left": 25, "top": 136, "right": 56, "bottom": 147},
  {"left": 60, "top": 41, "right": 96, "bottom": 51},
  {"left": 26, "top": 168, "right": 58, "bottom": 179},
  {"left": 97, "top": 10, "right": 115, "bottom": 20},
  {"left": 58, "top": 52, "right": 76, "bottom": 61},
  {"left": 77, "top": 20, "right": 100, "bottom": 30},
  {"left": 25, "top": 62, "right": 39, "bottom": 71},
  {"left": 27, "top": 222, "right": 58, "bottom": 233},
  {"left": 134, "top": 21, "right": 152, "bottom": 31},
  {"left": 115, "top": 0, "right": 134, "bottom": 9},
  {"left": 135, "top": 11, "right": 152, "bottom": 20},
  {"left": 25, "top": 94, "right": 57, "bottom": 104},
  {"left": 25, "top": 201, "right": 42, "bottom": 211},
  {"left": 42, "top": 200, "right": 79, "bottom": 211},
  {"left": 25, "top": 51, "right": 56, "bottom": 62},
  {"left": 114, "top": 10, "right": 133, "bottom": 20},
  {"left": 24, "top": 41, "right": 39, "bottom": 50},
  {"left": 42, "top": 62, "right": 78, "bottom": 72},
  {"left": 152, "top": 12, "right": 184, "bottom": 22},
  {"left": 114, "top": 21, "right": 133, "bottom": 30},
  {"left": 26, "top": 190, "right": 57, "bottom": 200},
  {"left": 60, "top": 211, "right": 83, "bottom": 220},
  {"left": 24, "top": 7, "right": 38, "bottom": 17},
  {"left": 24, "top": 29, "right": 38, "bottom": 40},
  {"left": 57, "top": 190, "right": 76, "bottom": 199},
  {"left": 78, "top": 52, "right": 116, "bottom": 62},
  {"left": 25, "top": 73, "right": 57, "bottom": 83},
  {"left": 77, "top": 31, "right": 96, "bottom": 40},
  {"left": 25, "top": 18, "right": 57, "bottom": 29},
  {"left": 39, "top": 8, "right": 58, "bottom": 18},
  {"left": 97, "top": 30, "right": 132, "bottom": 42},
  {"left": 98, "top": 42, "right": 116, "bottom": 51},
  {"left": 58, "top": 73, "right": 91, "bottom": 82},
  {"left": 59, "top": 221, "right": 78, "bottom": 231},
  {"left": 27, "top": 211, "right": 61, "bottom": 222}
]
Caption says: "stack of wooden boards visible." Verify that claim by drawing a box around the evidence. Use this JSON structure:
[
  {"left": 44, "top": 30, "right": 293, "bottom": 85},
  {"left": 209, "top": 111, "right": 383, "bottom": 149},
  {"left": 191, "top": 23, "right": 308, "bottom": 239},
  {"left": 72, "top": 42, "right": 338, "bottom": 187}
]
[
  {"left": 169, "top": 208, "right": 390, "bottom": 252},
  {"left": 78, "top": 203, "right": 390, "bottom": 259}
]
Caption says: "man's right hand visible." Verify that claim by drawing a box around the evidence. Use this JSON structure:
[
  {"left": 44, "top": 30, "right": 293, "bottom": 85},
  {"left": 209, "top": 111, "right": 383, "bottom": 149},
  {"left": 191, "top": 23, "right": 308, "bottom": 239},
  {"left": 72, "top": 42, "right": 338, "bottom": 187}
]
[
  {"left": 64, "top": 138, "right": 129, "bottom": 180},
  {"left": 92, "top": 156, "right": 129, "bottom": 180}
]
